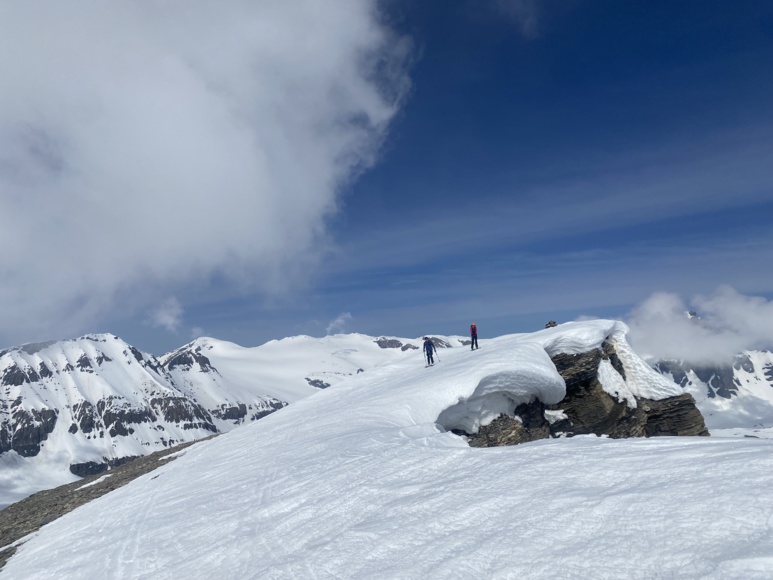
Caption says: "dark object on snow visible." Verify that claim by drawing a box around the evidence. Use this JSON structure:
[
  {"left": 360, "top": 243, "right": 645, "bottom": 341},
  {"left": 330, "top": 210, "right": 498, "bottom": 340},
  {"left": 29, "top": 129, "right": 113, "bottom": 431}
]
[
  {"left": 305, "top": 378, "right": 331, "bottom": 390},
  {"left": 423, "top": 337, "right": 437, "bottom": 366},
  {"left": 470, "top": 323, "right": 479, "bottom": 350},
  {"left": 457, "top": 341, "right": 709, "bottom": 449},
  {"left": 545, "top": 320, "right": 558, "bottom": 328},
  {"left": 374, "top": 338, "right": 404, "bottom": 349}
]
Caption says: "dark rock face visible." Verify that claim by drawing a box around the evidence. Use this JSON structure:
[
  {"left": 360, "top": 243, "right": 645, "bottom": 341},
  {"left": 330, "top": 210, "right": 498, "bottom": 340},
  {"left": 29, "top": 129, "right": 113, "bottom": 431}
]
[
  {"left": 164, "top": 347, "right": 216, "bottom": 373},
  {"left": 6, "top": 407, "right": 59, "bottom": 457},
  {"left": 97, "top": 397, "right": 156, "bottom": 438},
  {"left": 466, "top": 401, "right": 549, "bottom": 447},
  {"left": 640, "top": 394, "right": 710, "bottom": 437},
  {"left": 72, "top": 401, "right": 99, "bottom": 434},
  {"left": 428, "top": 337, "right": 451, "bottom": 349},
  {"left": 212, "top": 403, "right": 247, "bottom": 421},
  {"left": 37, "top": 362, "right": 53, "bottom": 379},
  {"left": 653, "top": 354, "right": 761, "bottom": 400},
  {"left": 306, "top": 378, "right": 331, "bottom": 389},
  {"left": 149, "top": 397, "right": 216, "bottom": 432},
  {"left": 375, "top": 338, "right": 403, "bottom": 349},
  {"left": 76, "top": 354, "right": 93, "bottom": 372},
  {"left": 454, "top": 342, "right": 709, "bottom": 448},
  {"left": 69, "top": 454, "right": 142, "bottom": 477},
  {"left": 249, "top": 399, "right": 287, "bottom": 421},
  {"left": 548, "top": 345, "right": 708, "bottom": 439},
  {"left": 2, "top": 363, "right": 33, "bottom": 387}
]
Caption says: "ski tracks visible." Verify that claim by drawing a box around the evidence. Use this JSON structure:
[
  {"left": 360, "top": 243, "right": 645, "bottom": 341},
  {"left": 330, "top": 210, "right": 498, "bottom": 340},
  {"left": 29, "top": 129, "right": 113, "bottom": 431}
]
[{"left": 113, "top": 473, "right": 163, "bottom": 579}]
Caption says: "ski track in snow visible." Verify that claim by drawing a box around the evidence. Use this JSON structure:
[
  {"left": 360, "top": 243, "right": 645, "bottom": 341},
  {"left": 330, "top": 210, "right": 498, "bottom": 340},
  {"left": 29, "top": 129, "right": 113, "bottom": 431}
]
[{"left": 3, "top": 321, "right": 773, "bottom": 579}]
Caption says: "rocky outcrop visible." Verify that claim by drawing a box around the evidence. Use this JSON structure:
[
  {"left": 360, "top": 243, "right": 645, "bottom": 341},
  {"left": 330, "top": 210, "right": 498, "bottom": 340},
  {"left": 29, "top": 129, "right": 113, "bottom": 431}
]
[
  {"left": 305, "top": 378, "right": 331, "bottom": 389},
  {"left": 466, "top": 401, "right": 550, "bottom": 447},
  {"left": 458, "top": 341, "right": 709, "bottom": 448},
  {"left": 2, "top": 401, "right": 58, "bottom": 457},
  {"left": 374, "top": 338, "right": 418, "bottom": 351}
]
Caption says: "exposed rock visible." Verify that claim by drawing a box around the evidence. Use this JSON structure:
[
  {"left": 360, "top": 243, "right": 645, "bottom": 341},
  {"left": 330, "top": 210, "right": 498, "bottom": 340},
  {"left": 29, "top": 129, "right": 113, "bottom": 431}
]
[
  {"left": 401, "top": 344, "right": 419, "bottom": 351},
  {"left": 639, "top": 394, "right": 711, "bottom": 437},
  {"left": 6, "top": 407, "right": 58, "bottom": 457},
  {"left": 76, "top": 354, "right": 93, "bottom": 372},
  {"left": 375, "top": 338, "right": 403, "bottom": 349},
  {"left": 545, "top": 320, "right": 557, "bottom": 328},
  {"left": 37, "top": 362, "right": 53, "bottom": 379},
  {"left": 466, "top": 401, "right": 549, "bottom": 447},
  {"left": 72, "top": 401, "right": 99, "bottom": 434},
  {"left": 428, "top": 337, "right": 451, "bottom": 349},
  {"left": 164, "top": 348, "right": 216, "bottom": 373},
  {"left": 547, "top": 345, "right": 708, "bottom": 438},
  {"left": 97, "top": 397, "right": 156, "bottom": 438},
  {"left": 305, "top": 378, "right": 331, "bottom": 389},
  {"left": 1, "top": 364, "right": 30, "bottom": 387},
  {"left": 149, "top": 397, "right": 216, "bottom": 432},
  {"left": 69, "top": 454, "right": 141, "bottom": 477},
  {"left": 453, "top": 341, "right": 709, "bottom": 448},
  {"left": 212, "top": 403, "right": 247, "bottom": 422}
]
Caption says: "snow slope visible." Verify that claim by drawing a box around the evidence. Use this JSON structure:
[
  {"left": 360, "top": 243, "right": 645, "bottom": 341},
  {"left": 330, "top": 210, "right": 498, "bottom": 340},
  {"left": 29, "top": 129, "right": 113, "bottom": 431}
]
[
  {"left": 161, "top": 333, "right": 445, "bottom": 404},
  {"left": 6, "top": 321, "right": 772, "bottom": 579},
  {"left": 0, "top": 333, "right": 463, "bottom": 508}
]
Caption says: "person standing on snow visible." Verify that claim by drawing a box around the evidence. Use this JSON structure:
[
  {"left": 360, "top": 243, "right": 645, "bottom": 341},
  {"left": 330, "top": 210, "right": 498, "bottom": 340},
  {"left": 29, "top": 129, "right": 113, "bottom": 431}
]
[
  {"left": 423, "top": 337, "right": 437, "bottom": 366},
  {"left": 470, "top": 322, "right": 479, "bottom": 350}
]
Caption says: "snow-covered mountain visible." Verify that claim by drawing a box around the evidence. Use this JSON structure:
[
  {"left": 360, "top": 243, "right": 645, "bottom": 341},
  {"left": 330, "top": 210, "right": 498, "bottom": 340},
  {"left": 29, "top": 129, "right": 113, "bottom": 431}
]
[
  {"left": 653, "top": 350, "right": 773, "bottom": 436},
  {"left": 0, "top": 332, "right": 464, "bottom": 507},
  {"left": 4, "top": 320, "right": 772, "bottom": 579}
]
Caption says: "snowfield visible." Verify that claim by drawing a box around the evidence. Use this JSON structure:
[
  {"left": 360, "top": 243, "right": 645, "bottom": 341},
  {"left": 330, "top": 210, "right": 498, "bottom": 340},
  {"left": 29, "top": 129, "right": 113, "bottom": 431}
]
[{"left": 3, "top": 321, "right": 773, "bottom": 579}]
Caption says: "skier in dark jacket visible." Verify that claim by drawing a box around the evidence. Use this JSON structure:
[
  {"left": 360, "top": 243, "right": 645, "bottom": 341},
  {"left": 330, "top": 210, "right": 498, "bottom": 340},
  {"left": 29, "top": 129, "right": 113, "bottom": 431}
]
[
  {"left": 423, "top": 337, "right": 436, "bottom": 366},
  {"left": 470, "top": 322, "right": 479, "bottom": 350}
]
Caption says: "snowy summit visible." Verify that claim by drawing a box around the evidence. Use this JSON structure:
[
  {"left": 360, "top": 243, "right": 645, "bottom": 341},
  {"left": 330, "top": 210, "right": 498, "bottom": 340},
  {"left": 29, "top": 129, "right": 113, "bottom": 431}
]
[{"left": 3, "top": 320, "right": 773, "bottom": 579}]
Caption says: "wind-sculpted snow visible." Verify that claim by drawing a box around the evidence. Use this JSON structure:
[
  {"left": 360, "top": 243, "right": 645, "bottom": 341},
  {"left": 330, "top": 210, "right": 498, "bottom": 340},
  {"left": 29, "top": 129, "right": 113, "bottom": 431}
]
[{"left": 8, "top": 321, "right": 771, "bottom": 578}]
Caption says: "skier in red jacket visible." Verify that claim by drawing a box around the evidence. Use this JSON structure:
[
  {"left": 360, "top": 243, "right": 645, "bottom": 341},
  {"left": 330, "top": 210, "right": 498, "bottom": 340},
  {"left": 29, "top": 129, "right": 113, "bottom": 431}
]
[{"left": 470, "top": 322, "right": 479, "bottom": 350}]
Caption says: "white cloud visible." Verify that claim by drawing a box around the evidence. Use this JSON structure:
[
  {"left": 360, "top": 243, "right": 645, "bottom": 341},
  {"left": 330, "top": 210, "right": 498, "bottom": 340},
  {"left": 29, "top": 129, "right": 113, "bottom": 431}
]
[
  {"left": 326, "top": 312, "right": 353, "bottom": 335},
  {"left": 0, "top": 1, "right": 411, "bottom": 345},
  {"left": 626, "top": 286, "right": 773, "bottom": 363},
  {"left": 149, "top": 297, "right": 183, "bottom": 333}
]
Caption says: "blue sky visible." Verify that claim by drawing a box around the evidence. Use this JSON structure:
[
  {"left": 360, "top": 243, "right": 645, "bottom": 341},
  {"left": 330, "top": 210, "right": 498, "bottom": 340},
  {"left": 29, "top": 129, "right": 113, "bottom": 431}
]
[
  {"left": 225, "top": 0, "right": 773, "bottom": 349},
  {"left": 1, "top": 1, "right": 772, "bottom": 354}
]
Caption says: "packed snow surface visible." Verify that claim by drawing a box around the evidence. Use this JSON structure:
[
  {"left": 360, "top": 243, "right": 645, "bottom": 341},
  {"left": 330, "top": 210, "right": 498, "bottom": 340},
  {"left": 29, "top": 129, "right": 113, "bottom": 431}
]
[{"left": 4, "top": 321, "right": 773, "bottom": 579}]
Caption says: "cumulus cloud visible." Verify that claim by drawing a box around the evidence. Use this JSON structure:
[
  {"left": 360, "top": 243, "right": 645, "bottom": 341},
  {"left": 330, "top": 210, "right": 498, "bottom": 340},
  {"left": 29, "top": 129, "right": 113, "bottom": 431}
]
[
  {"left": 626, "top": 286, "right": 773, "bottom": 363},
  {"left": 0, "top": 1, "right": 411, "bottom": 345},
  {"left": 326, "top": 312, "right": 353, "bottom": 335},
  {"left": 149, "top": 297, "right": 183, "bottom": 333}
]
